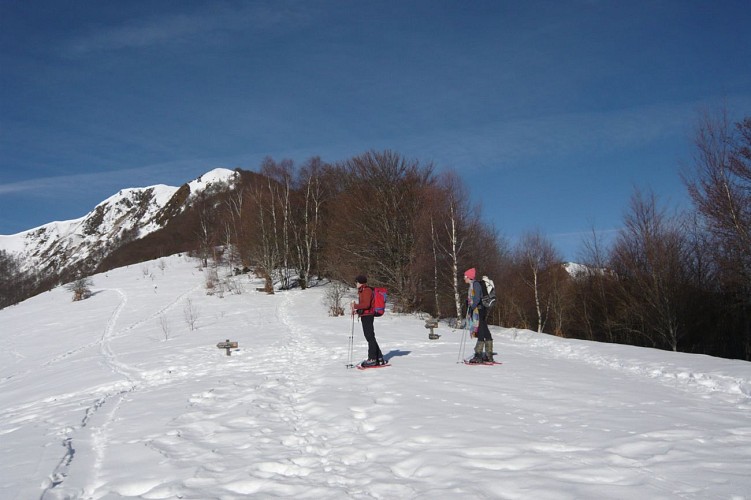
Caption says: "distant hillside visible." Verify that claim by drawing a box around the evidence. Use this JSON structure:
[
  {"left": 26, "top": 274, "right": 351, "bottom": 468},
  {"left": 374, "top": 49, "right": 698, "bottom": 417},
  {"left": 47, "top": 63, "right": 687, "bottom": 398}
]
[{"left": 0, "top": 168, "right": 240, "bottom": 299}]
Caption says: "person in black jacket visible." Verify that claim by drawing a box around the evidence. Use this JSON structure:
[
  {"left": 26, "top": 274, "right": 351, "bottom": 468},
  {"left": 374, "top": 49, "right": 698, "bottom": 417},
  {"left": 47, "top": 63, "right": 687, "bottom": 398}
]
[{"left": 351, "top": 274, "right": 384, "bottom": 367}]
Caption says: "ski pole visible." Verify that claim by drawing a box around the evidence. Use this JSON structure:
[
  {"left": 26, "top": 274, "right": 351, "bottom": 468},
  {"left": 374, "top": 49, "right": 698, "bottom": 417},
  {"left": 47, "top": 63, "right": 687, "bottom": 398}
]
[
  {"left": 346, "top": 311, "right": 356, "bottom": 368},
  {"left": 457, "top": 315, "right": 469, "bottom": 363}
]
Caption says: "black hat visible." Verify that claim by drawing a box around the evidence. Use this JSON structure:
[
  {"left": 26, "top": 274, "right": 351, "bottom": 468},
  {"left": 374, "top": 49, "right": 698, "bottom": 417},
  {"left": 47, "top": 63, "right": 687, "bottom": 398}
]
[{"left": 355, "top": 274, "right": 368, "bottom": 284}]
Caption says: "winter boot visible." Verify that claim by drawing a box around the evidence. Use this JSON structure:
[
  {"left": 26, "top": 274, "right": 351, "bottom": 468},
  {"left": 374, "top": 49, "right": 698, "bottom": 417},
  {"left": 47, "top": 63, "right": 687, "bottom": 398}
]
[
  {"left": 469, "top": 340, "right": 485, "bottom": 363},
  {"left": 484, "top": 340, "right": 494, "bottom": 363}
]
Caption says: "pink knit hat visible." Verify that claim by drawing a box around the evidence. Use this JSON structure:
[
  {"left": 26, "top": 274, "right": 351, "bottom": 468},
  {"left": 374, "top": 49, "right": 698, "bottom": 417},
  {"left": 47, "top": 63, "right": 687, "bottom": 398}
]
[{"left": 464, "top": 268, "right": 476, "bottom": 280}]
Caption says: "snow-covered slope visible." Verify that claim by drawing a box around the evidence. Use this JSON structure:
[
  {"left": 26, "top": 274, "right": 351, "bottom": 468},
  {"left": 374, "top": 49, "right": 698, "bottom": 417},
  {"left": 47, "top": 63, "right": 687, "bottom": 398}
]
[
  {"left": 0, "top": 168, "right": 237, "bottom": 274},
  {"left": 1, "top": 254, "right": 750, "bottom": 499}
]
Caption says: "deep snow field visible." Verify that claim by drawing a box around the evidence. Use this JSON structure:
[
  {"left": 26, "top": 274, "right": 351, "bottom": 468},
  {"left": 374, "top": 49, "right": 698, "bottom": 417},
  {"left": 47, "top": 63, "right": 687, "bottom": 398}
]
[{"left": 1, "top": 254, "right": 750, "bottom": 499}]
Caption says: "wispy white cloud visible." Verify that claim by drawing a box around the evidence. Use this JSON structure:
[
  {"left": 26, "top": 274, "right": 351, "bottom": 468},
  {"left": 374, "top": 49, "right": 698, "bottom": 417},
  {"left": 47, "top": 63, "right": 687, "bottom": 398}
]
[
  {"left": 63, "top": 3, "right": 312, "bottom": 56},
  {"left": 0, "top": 177, "right": 67, "bottom": 196},
  {"left": 0, "top": 161, "right": 201, "bottom": 198},
  {"left": 390, "top": 99, "right": 707, "bottom": 175},
  {"left": 0, "top": 170, "right": 140, "bottom": 197},
  {"left": 67, "top": 14, "right": 215, "bottom": 53}
]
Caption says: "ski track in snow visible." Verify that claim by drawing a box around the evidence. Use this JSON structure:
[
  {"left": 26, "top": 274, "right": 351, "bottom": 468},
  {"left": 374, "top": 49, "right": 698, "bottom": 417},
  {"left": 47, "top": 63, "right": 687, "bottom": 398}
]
[
  {"left": 42, "top": 282, "right": 206, "bottom": 498},
  {"left": 25, "top": 278, "right": 356, "bottom": 499},
  {"left": 108, "top": 282, "right": 204, "bottom": 341},
  {"left": 78, "top": 287, "right": 420, "bottom": 499},
  {"left": 0, "top": 281, "right": 203, "bottom": 397},
  {"left": 128, "top": 290, "right": 371, "bottom": 498},
  {"left": 40, "top": 288, "right": 131, "bottom": 498},
  {"left": 41, "top": 283, "right": 202, "bottom": 369}
]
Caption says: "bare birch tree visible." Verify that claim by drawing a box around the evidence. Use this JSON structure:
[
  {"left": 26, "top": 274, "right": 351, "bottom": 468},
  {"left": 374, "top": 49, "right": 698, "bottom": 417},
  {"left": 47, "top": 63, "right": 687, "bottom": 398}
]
[
  {"left": 516, "top": 230, "right": 560, "bottom": 333},
  {"left": 429, "top": 217, "right": 442, "bottom": 319},
  {"left": 432, "top": 171, "right": 477, "bottom": 325},
  {"left": 248, "top": 172, "right": 280, "bottom": 293},
  {"left": 224, "top": 185, "right": 245, "bottom": 268},
  {"left": 260, "top": 158, "right": 294, "bottom": 290},
  {"left": 292, "top": 157, "right": 327, "bottom": 289}
]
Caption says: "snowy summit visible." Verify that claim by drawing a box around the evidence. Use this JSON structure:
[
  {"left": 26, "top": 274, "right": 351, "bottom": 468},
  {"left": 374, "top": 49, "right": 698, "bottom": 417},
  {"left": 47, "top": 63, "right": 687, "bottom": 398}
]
[
  {"left": 1, "top": 254, "right": 750, "bottom": 499},
  {"left": 0, "top": 168, "right": 237, "bottom": 274}
]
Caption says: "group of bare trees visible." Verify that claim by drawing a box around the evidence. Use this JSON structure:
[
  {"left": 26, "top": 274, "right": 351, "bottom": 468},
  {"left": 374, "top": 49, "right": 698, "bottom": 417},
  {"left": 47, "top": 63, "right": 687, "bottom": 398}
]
[
  {"left": 215, "top": 159, "right": 329, "bottom": 293},
  {"left": 117, "top": 109, "right": 751, "bottom": 362},
  {"left": 194, "top": 150, "right": 501, "bottom": 323},
  {"left": 0, "top": 250, "right": 23, "bottom": 308},
  {"left": 0, "top": 249, "right": 54, "bottom": 309},
  {"left": 485, "top": 111, "right": 750, "bottom": 361},
  {"left": 683, "top": 111, "right": 751, "bottom": 358}
]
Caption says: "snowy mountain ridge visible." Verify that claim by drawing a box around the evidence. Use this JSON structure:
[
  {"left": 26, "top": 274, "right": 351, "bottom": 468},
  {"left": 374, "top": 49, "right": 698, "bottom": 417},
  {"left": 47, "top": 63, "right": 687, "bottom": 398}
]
[{"left": 0, "top": 168, "right": 237, "bottom": 275}]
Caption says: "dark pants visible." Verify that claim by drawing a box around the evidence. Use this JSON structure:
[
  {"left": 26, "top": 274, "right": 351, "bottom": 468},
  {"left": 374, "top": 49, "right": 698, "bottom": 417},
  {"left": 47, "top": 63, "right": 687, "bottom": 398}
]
[
  {"left": 477, "top": 307, "right": 493, "bottom": 341},
  {"left": 360, "top": 315, "right": 383, "bottom": 361}
]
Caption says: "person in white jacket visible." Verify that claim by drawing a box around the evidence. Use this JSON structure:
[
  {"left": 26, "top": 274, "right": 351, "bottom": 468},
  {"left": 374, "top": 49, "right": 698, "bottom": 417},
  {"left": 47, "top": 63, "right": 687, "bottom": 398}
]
[{"left": 464, "top": 267, "right": 494, "bottom": 363}]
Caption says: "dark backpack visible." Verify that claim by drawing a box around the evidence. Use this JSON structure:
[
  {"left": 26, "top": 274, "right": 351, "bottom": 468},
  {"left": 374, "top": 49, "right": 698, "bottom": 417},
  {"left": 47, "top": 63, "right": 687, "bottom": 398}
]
[
  {"left": 479, "top": 276, "right": 496, "bottom": 309},
  {"left": 371, "top": 286, "right": 388, "bottom": 317}
]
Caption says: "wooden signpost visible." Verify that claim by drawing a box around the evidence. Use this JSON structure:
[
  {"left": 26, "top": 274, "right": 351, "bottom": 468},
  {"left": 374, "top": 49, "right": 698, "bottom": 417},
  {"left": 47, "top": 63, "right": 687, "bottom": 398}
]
[
  {"left": 216, "top": 339, "right": 238, "bottom": 356},
  {"left": 425, "top": 318, "right": 440, "bottom": 339}
]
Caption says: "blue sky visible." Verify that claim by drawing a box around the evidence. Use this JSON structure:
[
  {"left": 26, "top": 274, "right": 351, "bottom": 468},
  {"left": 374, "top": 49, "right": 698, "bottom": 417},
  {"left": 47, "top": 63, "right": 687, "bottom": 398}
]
[{"left": 2, "top": 0, "right": 750, "bottom": 261}]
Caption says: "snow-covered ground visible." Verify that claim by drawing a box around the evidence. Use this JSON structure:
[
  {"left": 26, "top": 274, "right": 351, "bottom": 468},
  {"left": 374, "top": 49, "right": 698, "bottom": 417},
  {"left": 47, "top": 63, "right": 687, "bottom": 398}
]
[{"left": 1, "top": 254, "right": 750, "bottom": 499}]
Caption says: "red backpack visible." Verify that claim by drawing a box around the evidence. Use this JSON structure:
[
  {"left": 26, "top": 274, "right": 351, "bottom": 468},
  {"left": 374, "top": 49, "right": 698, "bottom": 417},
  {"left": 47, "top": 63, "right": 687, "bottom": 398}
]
[{"left": 371, "top": 286, "right": 388, "bottom": 317}]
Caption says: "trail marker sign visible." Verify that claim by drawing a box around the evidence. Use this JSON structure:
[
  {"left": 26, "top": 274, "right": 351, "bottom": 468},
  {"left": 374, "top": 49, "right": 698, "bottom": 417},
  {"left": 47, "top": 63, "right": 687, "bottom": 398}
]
[
  {"left": 424, "top": 318, "right": 440, "bottom": 339},
  {"left": 217, "top": 339, "right": 238, "bottom": 356}
]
